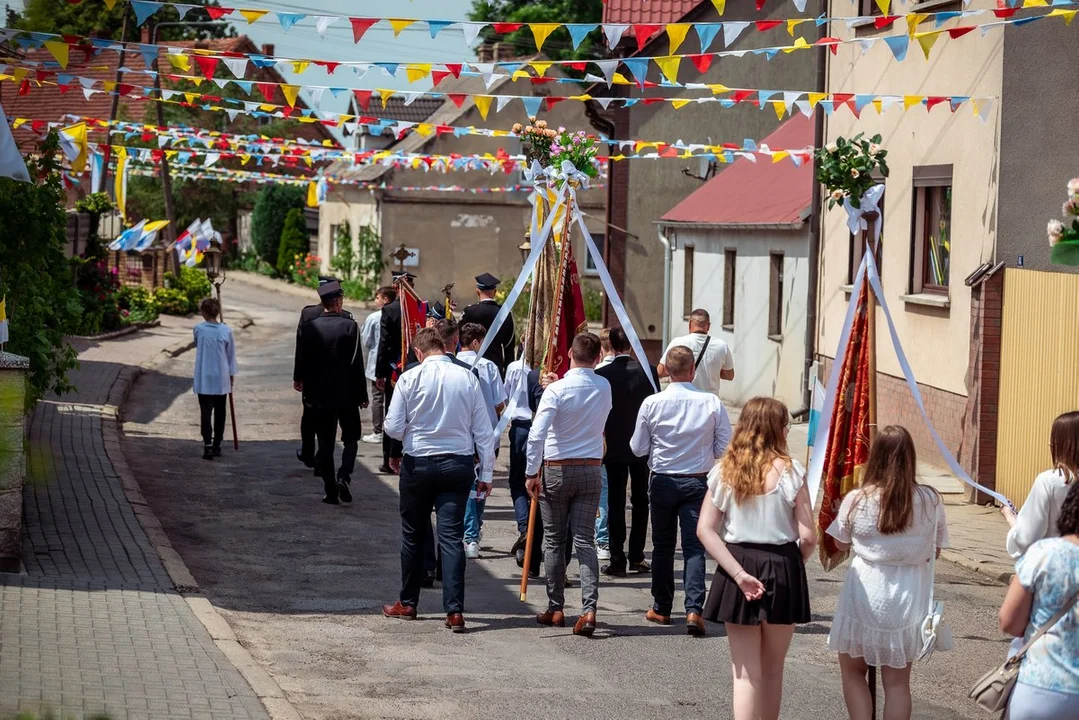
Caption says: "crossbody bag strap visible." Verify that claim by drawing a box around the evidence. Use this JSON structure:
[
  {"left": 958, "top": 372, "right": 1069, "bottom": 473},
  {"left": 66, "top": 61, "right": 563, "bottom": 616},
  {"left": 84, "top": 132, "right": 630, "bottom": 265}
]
[
  {"left": 927, "top": 499, "right": 941, "bottom": 612},
  {"left": 694, "top": 335, "right": 712, "bottom": 370},
  {"left": 1011, "top": 591, "right": 1079, "bottom": 662}
]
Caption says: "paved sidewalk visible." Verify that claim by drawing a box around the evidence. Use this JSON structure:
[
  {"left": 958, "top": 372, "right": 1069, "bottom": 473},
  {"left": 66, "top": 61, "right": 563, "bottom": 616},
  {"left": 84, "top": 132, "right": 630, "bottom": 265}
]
[{"left": 0, "top": 318, "right": 269, "bottom": 720}]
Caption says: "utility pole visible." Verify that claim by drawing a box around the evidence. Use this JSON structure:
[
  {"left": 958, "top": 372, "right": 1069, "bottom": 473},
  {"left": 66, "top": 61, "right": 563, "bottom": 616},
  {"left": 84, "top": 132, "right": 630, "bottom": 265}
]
[{"left": 101, "top": 5, "right": 130, "bottom": 194}]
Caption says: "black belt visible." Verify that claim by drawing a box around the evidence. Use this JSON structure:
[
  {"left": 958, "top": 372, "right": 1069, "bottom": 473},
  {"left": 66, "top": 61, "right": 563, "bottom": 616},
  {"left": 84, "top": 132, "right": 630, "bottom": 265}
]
[
  {"left": 510, "top": 418, "right": 532, "bottom": 428},
  {"left": 653, "top": 471, "right": 709, "bottom": 479}
]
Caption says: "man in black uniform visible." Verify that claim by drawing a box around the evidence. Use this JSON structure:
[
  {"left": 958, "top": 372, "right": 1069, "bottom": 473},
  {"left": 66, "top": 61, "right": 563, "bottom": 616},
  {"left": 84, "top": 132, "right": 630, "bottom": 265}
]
[
  {"left": 460, "top": 273, "right": 515, "bottom": 377},
  {"left": 375, "top": 271, "right": 416, "bottom": 474},
  {"left": 294, "top": 277, "right": 354, "bottom": 470},
  {"left": 295, "top": 281, "right": 368, "bottom": 505}
]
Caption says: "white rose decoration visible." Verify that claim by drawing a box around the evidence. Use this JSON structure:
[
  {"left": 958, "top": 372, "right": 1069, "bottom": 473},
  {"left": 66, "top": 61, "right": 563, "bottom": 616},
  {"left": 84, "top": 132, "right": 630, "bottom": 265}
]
[
  {"left": 825, "top": 142, "right": 838, "bottom": 153},
  {"left": 851, "top": 168, "right": 860, "bottom": 179},
  {"left": 1048, "top": 219, "right": 1064, "bottom": 246},
  {"left": 1067, "top": 178, "right": 1079, "bottom": 196},
  {"left": 868, "top": 143, "right": 880, "bottom": 156},
  {"left": 831, "top": 189, "right": 844, "bottom": 201}
]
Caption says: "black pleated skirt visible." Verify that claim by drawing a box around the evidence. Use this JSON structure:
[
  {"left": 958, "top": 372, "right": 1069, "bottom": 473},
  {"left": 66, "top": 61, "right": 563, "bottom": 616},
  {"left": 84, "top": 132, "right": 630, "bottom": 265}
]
[{"left": 702, "top": 541, "right": 811, "bottom": 626}]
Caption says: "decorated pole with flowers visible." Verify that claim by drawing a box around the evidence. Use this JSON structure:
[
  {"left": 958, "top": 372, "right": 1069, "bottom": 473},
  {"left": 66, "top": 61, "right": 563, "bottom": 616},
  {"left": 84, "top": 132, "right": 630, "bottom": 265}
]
[{"left": 1049, "top": 178, "right": 1079, "bottom": 266}]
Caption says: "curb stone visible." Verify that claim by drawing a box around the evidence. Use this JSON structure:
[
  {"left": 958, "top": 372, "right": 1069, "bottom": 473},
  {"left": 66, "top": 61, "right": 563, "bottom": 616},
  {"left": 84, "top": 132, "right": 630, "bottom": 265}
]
[
  {"left": 99, "top": 316, "right": 303, "bottom": 720},
  {"left": 940, "top": 549, "right": 1013, "bottom": 585}
]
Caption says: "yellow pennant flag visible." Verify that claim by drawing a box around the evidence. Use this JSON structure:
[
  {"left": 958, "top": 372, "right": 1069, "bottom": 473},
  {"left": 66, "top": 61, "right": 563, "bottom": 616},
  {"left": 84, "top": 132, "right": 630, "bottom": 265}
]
[
  {"left": 655, "top": 55, "right": 681, "bottom": 84},
  {"left": 671, "top": 99, "right": 691, "bottom": 110},
  {"left": 114, "top": 146, "right": 128, "bottom": 220},
  {"left": 281, "top": 84, "right": 300, "bottom": 107},
  {"left": 875, "top": 0, "right": 891, "bottom": 15},
  {"left": 786, "top": 19, "right": 806, "bottom": 36},
  {"left": 165, "top": 150, "right": 178, "bottom": 161},
  {"left": 915, "top": 31, "right": 941, "bottom": 59},
  {"left": 711, "top": 0, "right": 726, "bottom": 15},
  {"left": 307, "top": 182, "right": 319, "bottom": 207},
  {"left": 903, "top": 95, "right": 925, "bottom": 109},
  {"left": 292, "top": 61, "right": 310, "bottom": 75},
  {"left": 872, "top": 99, "right": 883, "bottom": 114},
  {"left": 259, "top": 104, "right": 275, "bottom": 112},
  {"left": 102, "top": 81, "right": 116, "bottom": 93},
  {"left": 406, "top": 64, "right": 431, "bottom": 82},
  {"left": 771, "top": 102, "right": 785, "bottom": 120},
  {"left": 416, "top": 123, "right": 435, "bottom": 136},
  {"left": 1049, "top": 8, "right": 1077, "bottom": 24},
  {"left": 184, "top": 92, "right": 199, "bottom": 104},
  {"left": 907, "top": 14, "right": 927, "bottom": 37},
  {"left": 782, "top": 36, "right": 811, "bottom": 54},
  {"left": 530, "top": 23, "right": 560, "bottom": 51},
  {"left": 167, "top": 54, "right": 191, "bottom": 72},
  {"left": 511, "top": 69, "right": 532, "bottom": 81},
  {"left": 1023, "top": 0, "right": 1049, "bottom": 6},
  {"left": 707, "top": 83, "right": 730, "bottom": 94},
  {"left": 612, "top": 72, "right": 631, "bottom": 85},
  {"left": 44, "top": 40, "right": 69, "bottom": 69},
  {"left": 388, "top": 19, "right": 415, "bottom": 37},
  {"left": 378, "top": 88, "right": 394, "bottom": 108},
  {"left": 0, "top": 296, "right": 9, "bottom": 343},
  {"left": 239, "top": 154, "right": 251, "bottom": 165},
  {"left": 102, "top": 0, "right": 118, "bottom": 7},
  {"left": 530, "top": 61, "right": 554, "bottom": 77},
  {"left": 808, "top": 92, "right": 827, "bottom": 108},
  {"left": 474, "top": 95, "right": 493, "bottom": 120},
  {"left": 240, "top": 9, "right": 268, "bottom": 23},
  {"left": 772, "top": 150, "right": 790, "bottom": 163},
  {"left": 666, "top": 24, "right": 690, "bottom": 54}
]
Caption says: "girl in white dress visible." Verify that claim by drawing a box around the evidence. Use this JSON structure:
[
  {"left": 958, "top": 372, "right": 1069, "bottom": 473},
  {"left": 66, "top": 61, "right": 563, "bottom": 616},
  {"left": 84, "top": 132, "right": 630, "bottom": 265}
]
[{"left": 826, "top": 426, "right": 948, "bottom": 720}]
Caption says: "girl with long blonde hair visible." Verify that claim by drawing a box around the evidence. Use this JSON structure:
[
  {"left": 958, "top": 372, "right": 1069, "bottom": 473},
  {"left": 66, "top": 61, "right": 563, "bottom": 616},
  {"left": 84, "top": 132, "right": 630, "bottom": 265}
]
[{"left": 697, "top": 397, "right": 816, "bottom": 720}]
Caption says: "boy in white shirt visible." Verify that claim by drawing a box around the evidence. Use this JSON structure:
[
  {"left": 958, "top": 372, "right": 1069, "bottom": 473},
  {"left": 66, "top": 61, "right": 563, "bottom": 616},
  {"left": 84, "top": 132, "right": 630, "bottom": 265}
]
[{"left": 360, "top": 286, "right": 396, "bottom": 443}]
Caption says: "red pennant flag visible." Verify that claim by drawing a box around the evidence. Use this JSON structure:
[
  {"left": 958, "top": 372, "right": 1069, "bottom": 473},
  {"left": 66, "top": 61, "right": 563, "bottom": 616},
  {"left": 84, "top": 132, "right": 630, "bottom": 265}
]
[
  {"left": 195, "top": 55, "right": 219, "bottom": 80},
  {"left": 445, "top": 63, "right": 463, "bottom": 78},
  {"left": 817, "top": 282, "right": 872, "bottom": 570},
  {"left": 546, "top": 96, "right": 565, "bottom": 110},
  {"left": 205, "top": 6, "right": 232, "bottom": 20},
  {"left": 349, "top": 17, "right": 378, "bottom": 44},
  {"left": 436, "top": 125, "right": 454, "bottom": 135},
  {"left": 529, "top": 76, "right": 557, "bottom": 84},
  {"left": 756, "top": 0, "right": 767, "bottom": 9},
  {"left": 755, "top": 19, "right": 782, "bottom": 32},
  {"left": 874, "top": 15, "right": 900, "bottom": 29},
  {"left": 431, "top": 70, "right": 450, "bottom": 86},
  {"left": 118, "top": 83, "right": 135, "bottom": 96},
  {"left": 567, "top": 61, "right": 587, "bottom": 71},
  {"left": 643, "top": 97, "right": 664, "bottom": 105},
  {"left": 947, "top": 26, "right": 975, "bottom": 39},
  {"left": 732, "top": 89, "right": 755, "bottom": 104},
  {"left": 492, "top": 22, "right": 522, "bottom": 33},
  {"left": 633, "top": 24, "right": 661, "bottom": 51},
  {"left": 447, "top": 94, "right": 466, "bottom": 108},
  {"left": 18, "top": 79, "right": 30, "bottom": 96},
  {"left": 544, "top": 240, "right": 588, "bottom": 379},
  {"left": 59, "top": 83, "right": 72, "bottom": 94},
  {"left": 316, "top": 60, "right": 340, "bottom": 74},
  {"left": 353, "top": 89, "right": 372, "bottom": 110},
  {"left": 256, "top": 83, "right": 276, "bottom": 102},
  {"left": 926, "top": 96, "right": 949, "bottom": 111},
  {"left": 832, "top": 92, "right": 854, "bottom": 107},
  {"left": 31, "top": 119, "right": 47, "bottom": 134},
  {"left": 993, "top": 7, "right": 1019, "bottom": 17},
  {"left": 141, "top": 131, "right": 154, "bottom": 142},
  {"left": 689, "top": 54, "right": 712, "bottom": 73},
  {"left": 151, "top": 149, "right": 164, "bottom": 163},
  {"left": 816, "top": 37, "right": 841, "bottom": 55}
]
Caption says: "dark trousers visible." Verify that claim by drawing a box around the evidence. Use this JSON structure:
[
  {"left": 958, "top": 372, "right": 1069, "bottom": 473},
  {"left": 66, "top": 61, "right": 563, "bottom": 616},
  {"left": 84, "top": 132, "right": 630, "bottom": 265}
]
[
  {"left": 381, "top": 381, "right": 403, "bottom": 463},
  {"left": 508, "top": 420, "right": 531, "bottom": 534},
  {"left": 313, "top": 406, "right": 361, "bottom": 498},
  {"left": 197, "top": 394, "right": 227, "bottom": 448},
  {"left": 649, "top": 473, "right": 709, "bottom": 616},
  {"left": 606, "top": 459, "right": 651, "bottom": 567},
  {"left": 299, "top": 403, "right": 317, "bottom": 463},
  {"left": 399, "top": 454, "right": 474, "bottom": 614}
]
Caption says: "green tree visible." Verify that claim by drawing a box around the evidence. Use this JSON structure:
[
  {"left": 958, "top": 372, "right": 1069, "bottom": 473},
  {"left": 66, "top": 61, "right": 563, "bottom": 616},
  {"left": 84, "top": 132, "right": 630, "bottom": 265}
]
[
  {"left": 468, "top": 0, "right": 604, "bottom": 62},
  {"left": 251, "top": 184, "right": 304, "bottom": 268},
  {"left": 276, "top": 208, "right": 309, "bottom": 278},
  {"left": 6, "top": 0, "right": 236, "bottom": 41},
  {"left": 330, "top": 221, "right": 355, "bottom": 279},
  {"left": 0, "top": 134, "right": 81, "bottom": 408},
  {"left": 73, "top": 192, "right": 113, "bottom": 261}
]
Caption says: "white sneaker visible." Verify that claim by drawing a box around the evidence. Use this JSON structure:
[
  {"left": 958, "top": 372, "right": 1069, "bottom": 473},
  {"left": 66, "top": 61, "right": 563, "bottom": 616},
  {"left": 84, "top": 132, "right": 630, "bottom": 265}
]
[
  {"left": 361, "top": 432, "right": 381, "bottom": 444},
  {"left": 596, "top": 545, "right": 611, "bottom": 561},
  {"left": 464, "top": 542, "right": 480, "bottom": 559}
]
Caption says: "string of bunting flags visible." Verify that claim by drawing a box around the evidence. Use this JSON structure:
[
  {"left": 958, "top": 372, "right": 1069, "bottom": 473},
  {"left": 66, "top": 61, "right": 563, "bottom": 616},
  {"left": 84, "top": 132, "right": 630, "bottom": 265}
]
[{"left": 76, "top": 0, "right": 1077, "bottom": 55}]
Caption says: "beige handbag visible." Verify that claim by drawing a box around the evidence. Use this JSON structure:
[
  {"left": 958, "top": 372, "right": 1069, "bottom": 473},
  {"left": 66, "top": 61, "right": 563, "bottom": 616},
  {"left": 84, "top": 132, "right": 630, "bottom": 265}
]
[{"left": 969, "top": 592, "right": 1077, "bottom": 713}]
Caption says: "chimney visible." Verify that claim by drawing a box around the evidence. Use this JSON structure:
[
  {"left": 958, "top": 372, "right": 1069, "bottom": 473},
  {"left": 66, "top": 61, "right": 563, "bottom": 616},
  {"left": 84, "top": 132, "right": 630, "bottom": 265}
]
[
  {"left": 141, "top": 26, "right": 151, "bottom": 44},
  {"left": 476, "top": 40, "right": 493, "bottom": 64},
  {"left": 261, "top": 43, "right": 274, "bottom": 57},
  {"left": 493, "top": 42, "right": 519, "bottom": 62}
]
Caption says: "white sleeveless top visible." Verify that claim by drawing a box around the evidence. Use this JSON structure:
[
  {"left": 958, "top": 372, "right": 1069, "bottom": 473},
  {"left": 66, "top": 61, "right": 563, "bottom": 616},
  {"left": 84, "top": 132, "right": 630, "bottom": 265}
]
[{"left": 708, "top": 460, "right": 805, "bottom": 545}]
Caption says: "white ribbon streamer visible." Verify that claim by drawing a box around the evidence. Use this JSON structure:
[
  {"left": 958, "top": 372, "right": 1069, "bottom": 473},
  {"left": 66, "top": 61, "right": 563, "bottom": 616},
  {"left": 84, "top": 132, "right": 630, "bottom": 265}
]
[
  {"left": 572, "top": 200, "right": 658, "bottom": 393},
  {"left": 807, "top": 252, "right": 869, "bottom": 509},
  {"left": 842, "top": 183, "right": 885, "bottom": 244}
]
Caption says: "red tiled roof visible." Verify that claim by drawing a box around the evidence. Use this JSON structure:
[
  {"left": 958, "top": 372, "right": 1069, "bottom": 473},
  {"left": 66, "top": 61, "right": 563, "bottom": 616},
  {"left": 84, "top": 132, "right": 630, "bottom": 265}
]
[
  {"left": 661, "top": 114, "right": 814, "bottom": 226},
  {"left": 603, "top": 0, "right": 703, "bottom": 25}
]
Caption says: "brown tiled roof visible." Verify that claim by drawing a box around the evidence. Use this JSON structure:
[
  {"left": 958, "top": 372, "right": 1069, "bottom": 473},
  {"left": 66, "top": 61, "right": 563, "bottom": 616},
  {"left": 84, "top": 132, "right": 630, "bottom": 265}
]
[
  {"left": 603, "top": 0, "right": 703, "bottom": 25},
  {"left": 351, "top": 96, "right": 443, "bottom": 125}
]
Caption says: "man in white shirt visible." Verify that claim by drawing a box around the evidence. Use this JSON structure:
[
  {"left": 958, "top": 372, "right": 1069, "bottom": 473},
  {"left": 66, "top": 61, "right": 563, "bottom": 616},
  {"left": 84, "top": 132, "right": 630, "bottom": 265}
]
[
  {"left": 657, "top": 308, "right": 735, "bottom": 396},
  {"left": 525, "top": 332, "right": 612, "bottom": 637},
  {"left": 381, "top": 328, "right": 494, "bottom": 633},
  {"left": 457, "top": 322, "right": 507, "bottom": 558},
  {"left": 502, "top": 348, "right": 534, "bottom": 565},
  {"left": 630, "top": 345, "right": 732, "bottom": 636},
  {"left": 593, "top": 329, "right": 615, "bottom": 560},
  {"left": 360, "top": 286, "right": 396, "bottom": 444}
]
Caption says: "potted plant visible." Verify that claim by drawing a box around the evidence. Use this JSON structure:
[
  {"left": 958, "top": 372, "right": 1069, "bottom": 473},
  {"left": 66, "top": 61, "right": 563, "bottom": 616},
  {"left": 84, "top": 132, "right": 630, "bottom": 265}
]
[{"left": 816, "top": 133, "right": 890, "bottom": 212}]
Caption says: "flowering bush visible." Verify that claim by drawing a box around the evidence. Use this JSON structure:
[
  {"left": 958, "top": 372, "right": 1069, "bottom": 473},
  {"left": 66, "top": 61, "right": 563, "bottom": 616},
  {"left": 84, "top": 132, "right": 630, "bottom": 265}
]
[
  {"left": 1049, "top": 178, "right": 1079, "bottom": 266},
  {"left": 116, "top": 286, "right": 160, "bottom": 325},
  {"left": 72, "top": 259, "right": 123, "bottom": 334},
  {"left": 153, "top": 287, "right": 192, "bottom": 315},
  {"left": 816, "top": 133, "right": 890, "bottom": 210},
  {"left": 512, "top": 117, "right": 555, "bottom": 167},
  {"left": 292, "top": 253, "right": 322, "bottom": 289},
  {"left": 551, "top": 127, "right": 600, "bottom": 179}
]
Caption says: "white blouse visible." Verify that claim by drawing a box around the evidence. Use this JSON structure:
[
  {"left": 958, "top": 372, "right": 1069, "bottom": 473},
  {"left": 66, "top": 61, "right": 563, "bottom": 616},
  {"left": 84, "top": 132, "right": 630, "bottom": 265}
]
[
  {"left": 708, "top": 460, "right": 805, "bottom": 544},
  {"left": 1007, "top": 469, "right": 1073, "bottom": 559},
  {"left": 192, "top": 321, "right": 237, "bottom": 396}
]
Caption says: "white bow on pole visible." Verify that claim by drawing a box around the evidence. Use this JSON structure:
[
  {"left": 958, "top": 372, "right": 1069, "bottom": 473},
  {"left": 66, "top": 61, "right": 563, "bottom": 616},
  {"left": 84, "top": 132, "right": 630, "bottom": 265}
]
[{"left": 842, "top": 183, "right": 885, "bottom": 243}]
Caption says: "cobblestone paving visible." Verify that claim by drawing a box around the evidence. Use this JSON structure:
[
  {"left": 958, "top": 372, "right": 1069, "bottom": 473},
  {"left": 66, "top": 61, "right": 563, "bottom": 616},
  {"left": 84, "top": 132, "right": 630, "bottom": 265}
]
[{"left": 0, "top": 322, "right": 268, "bottom": 720}]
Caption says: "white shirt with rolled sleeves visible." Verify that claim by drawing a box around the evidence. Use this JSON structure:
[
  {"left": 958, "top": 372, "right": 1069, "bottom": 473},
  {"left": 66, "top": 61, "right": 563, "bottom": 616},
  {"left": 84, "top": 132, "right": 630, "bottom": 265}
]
[
  {"left": 659, "top": 332, "right": 734, "bottom": 396},
  {"left": 525, "top": 368, "right": 612, "bottom": 476},
  {"left": 629, "top": 381, "right": 732, "bottom": 475},
  {"left": 501, "top": 358, "right": 533, "bottom": 423},
  {"left": 361, "top": 309, "right": 381, "bottom": 382},
  {"left": 192, "top": 321, "right": 237, "bottom": 396},
  {"left": 383, "top": 354, "right": 495, "bottom": 482},
  {"left": 456, "top": 349, "right": 507, "bottom": 427}
]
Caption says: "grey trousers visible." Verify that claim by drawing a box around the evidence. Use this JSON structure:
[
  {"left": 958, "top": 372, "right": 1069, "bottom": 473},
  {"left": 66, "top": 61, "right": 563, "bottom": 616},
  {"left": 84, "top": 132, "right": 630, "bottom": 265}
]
[
  {"left": 369, "top": 380, "right": 385, "bottom": 434},
  {"left": 539, "top": 463, "right": 602, "bottom": 613}
]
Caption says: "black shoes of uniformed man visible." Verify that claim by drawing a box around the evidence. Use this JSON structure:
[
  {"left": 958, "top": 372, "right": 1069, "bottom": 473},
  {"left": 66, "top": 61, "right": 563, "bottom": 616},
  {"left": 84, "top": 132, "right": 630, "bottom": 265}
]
[{"left": 337, "top": 473, "right": 352, "bottom": 504}]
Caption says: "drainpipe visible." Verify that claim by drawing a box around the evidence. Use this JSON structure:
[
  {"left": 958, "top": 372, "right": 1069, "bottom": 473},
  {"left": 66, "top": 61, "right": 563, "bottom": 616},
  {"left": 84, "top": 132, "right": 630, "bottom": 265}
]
[{"left": 658, "top": 227, "right": 672, "bottom": 349}]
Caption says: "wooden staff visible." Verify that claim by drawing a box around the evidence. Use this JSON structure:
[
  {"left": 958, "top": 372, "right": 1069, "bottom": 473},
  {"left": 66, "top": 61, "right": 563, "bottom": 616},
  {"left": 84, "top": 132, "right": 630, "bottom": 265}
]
[
  {"left": 520, "top": 187, "right": 577, "bottom": 602},
  {"left": 864, "top": 214, "right": 880, "bottom": 717},
  {"left": 228, "top": 392, "right": 239, "bottom": 450}
]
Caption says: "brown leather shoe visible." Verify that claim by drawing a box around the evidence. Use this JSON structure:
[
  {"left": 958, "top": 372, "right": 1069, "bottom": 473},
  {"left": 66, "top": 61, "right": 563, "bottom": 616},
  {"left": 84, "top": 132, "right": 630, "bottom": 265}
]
[
  {"left": 381, "top": 601, "right": 417, "bottom": 620},
  {"left": 573, "top": 611, "right": 597, "bottom": 637},
  {"left": 686, "top": 613, "right": 706, "bottom": 637},
  {"left": 537, "top": 609, "right": 566, "bottom": 627},
  {"left": 645, "top": 609, "right": 671, "bottom": 626},
  {"left": 445, "top": 613, "right": 466, "bottom": 633}
]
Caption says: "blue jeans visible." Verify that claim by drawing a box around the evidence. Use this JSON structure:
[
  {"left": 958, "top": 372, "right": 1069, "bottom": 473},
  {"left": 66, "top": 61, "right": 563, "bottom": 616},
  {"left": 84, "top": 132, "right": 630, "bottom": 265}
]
[
  {"left": 507, "top": 420, "right": 531, "bottom": 533},
  {"left": 463, "top": 481, "right": 486, "bottom": 544},
  {"left": 649, "top": 473, "right": 709, "bottom": 616},
  {"left": 595, "top": 466, "right": 609, "bottom": 546},
  {"left": 398, "top": 454, "right": 474, "bottom": 614}
]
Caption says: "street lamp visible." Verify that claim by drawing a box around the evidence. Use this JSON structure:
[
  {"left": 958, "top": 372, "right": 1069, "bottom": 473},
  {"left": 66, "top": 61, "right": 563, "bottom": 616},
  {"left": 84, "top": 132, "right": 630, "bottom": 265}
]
[{"left": 519, "top": 234, "right": 532, "bottom": 265}]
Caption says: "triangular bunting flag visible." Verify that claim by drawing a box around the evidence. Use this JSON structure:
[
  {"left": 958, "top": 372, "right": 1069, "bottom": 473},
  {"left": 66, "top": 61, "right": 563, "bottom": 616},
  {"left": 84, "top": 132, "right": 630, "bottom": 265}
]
[
  {"left": 568, "top": 24, "right": 597, "bottom": 50},
  {"left": 314, "top": 16, "right": 339, "bottom": 37},
  {"left": 428, "top": 20, "right": 454, "bottom": 38},
  {"left": 603, "top": 23, "right": 629, "bottom": 48},
  {"left": 655, "top": 56, "right": 681, "bottom": 85},
  {"left": 281, "top": 84, "right": 300, "bottom": 107},
  {"left": 530, "top": 23, "right": 559, "bottom": 51},
  {"left": 44, "top": 40, "right": 69, "bottom": 68},
  {"left": 694, "top": 23, "right": 722, "bottom": 51},
  {"left": 723, "top": 21, "right": 749, "bottom": 47},
  {"left": 240, "top": 9, "right": 268, "bottom": 24},
  {"left": 883, "top": 35, "right": 909, "bottom": 60},
  {"left": 915, "top": 31, "right": 941, "bottom": 58},
  {"left": 389, "top": 19, "right": 416, "bottom": 37},
  {"left": 349, "top": 18, "right": 378, "bottom": 44},
  {"left": 277, "top": 13, "right": 306, "bottom": 32},
  {"left": 875, "top": 0, "right": 891, "bottom": 14},
  {"left": 461, "top": 22, "right": 485, "bottom": 46},
  {"left": 634, "top": 24, "right": 662, "bottom": 51},
  {"left": 130, "top": 0, "right": 159, "bottom": 26},
  {"left": 406, "top": 64, "right": 431, "bottom": 82},
  {"left": 666, "top": 24, "right": 690, "bottom": 54},
  {"left": 711, "top": 0, "right": 727, "bottom": 15},
  {"left": 520, "top": 96, "right": 543, "bottom": 118},
  {"left": 474, "top": 95, "right": 493, "bottom": 120}
]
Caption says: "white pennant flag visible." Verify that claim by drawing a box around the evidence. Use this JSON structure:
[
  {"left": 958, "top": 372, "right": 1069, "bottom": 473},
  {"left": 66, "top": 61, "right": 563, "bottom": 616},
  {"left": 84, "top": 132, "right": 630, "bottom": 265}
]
[
  {"left": 213, "top": 77, "right": 229, "bottom": 89},
  {"left": 723, "top": 21, "right": 750, "bottom": 47},
  {"left": 603, "top": 23, "right": 629, "bottom": 48},
  {"left": 484, "top": 73, "right": 504, "bottom": 92},
  {"left": 204, "top": 153, "right": 220, "bottom": 167},
  {"left": 594, "top": 97, "right": 614, "bottom": 110},
  {"left": 783, "top": 91, "right": 800, "bottom": 113},
  {"left": 403, "top": 92, "right": 422, "bottom": 105},
  {"left": 307, "top": 87, "right": 325, "bottom": 108},
  {"left": 157, "top": 135, "right": 169, "bottom": 148},
  {"left": 461, "top": 22, "right": 484, "bottom": 47},
  {"left": 793, "top": 0, "right": 809, "bottom": 10},
  {"left": 82, "top": 88, "right": 99, "bottom": 100},
  {"left": 226, "top": 109, "right": 240, "bottom": 122},
  {"left": 313, "top": 15, "right": 339, "bottom": 38},
  {"left": 794, "top": 99, "right": 812, "bottom": 117},
  {"left": 974, "top": 98, "right": 994, "bottom": 121},
  {"left": 594, "top": 59, "right": 619, "bottom": 86},
  {"left": 495, "top": 95, "right": 513, "bottom": 112},
  {"left": 222, "top": 57, "right": 248, "bottom": 78},
  {"left": 0, "top": 102, "right": 30, "bottom": 182}
]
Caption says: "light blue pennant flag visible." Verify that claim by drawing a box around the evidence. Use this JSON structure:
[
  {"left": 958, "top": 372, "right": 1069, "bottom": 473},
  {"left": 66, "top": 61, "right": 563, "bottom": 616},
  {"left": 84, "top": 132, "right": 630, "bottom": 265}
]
[
  {"left": 130, "top": 0, "right": 159, "bottom": 26},
  {"left": 622, "top": 57, "right": 649, "bottom": 86},
  {"left": 520, "top": 96, "right": 543, "bottom": 118},
  {"left": 173, "top": 4, "right": 195, "bottom": 20},
  {"left": 428, "top": 20, "right": 454, "bottom": 38},
  {"left": 855, "top": 95, "right": 875, "bottom": 114},
  {"left": 277, "top": 13, "right": 306, "bottom": 32},
  {"left": 568, "top": 24, "right": 598, "bottom": 50},
  {"left": 694, "top": 23, "right": 722, "bottom": 51},
  {"left": 883, "top": 35, "right": 909, "bottom": 61}
]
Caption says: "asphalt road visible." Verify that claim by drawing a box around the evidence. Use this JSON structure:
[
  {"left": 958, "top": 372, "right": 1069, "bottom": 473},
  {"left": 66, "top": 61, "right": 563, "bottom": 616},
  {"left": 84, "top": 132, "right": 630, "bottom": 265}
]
[{"left": 120, "top": 277, "right": 1012, "bottom": 720}]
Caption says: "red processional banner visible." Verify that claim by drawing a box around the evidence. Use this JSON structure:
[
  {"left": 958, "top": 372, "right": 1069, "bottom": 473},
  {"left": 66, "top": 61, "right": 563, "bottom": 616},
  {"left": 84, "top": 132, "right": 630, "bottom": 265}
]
[
  {"left": 544, "top": 239, "right": 588, "bottom": 379},
  {"left": 393, "top": 280, "right": 427, "bottom": 384},
  {"left": 817, "top": 282, "right": 873, "bottom": 571}
]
